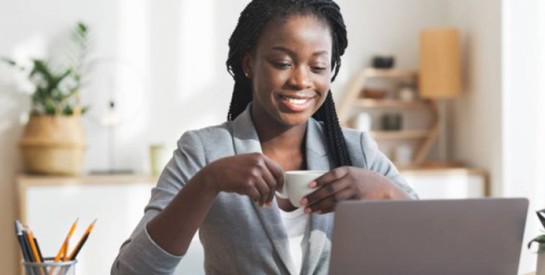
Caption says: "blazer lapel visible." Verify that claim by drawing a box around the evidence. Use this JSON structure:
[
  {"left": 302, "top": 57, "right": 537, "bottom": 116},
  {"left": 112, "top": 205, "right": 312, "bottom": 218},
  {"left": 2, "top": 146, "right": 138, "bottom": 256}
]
[
  {"left": 302, "top": 118, "right": 334, "bottom": 274},
  {"left": 231, "top": 106, "right": 297, "bottom": 274}
]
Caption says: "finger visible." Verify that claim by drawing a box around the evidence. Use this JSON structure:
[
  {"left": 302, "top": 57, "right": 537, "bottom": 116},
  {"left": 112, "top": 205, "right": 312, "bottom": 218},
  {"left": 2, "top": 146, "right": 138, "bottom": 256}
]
[
  {"left": 304, "top": 177, "right": 351, "bottom": 206},
  {"left": 253, "top": 177, "right": 271, "bottom": 205},
  {"left": 306, "top": 188, "right": 353, "bottom": 214},
  {"left": 312, "top": 167, "right": 349, "bottom": 188},
  {"left": 246, "top": 186, "right": 261, "bottom": 202},
  {"left": 262, "top": 156, "right": 284, "bottom": 190},
  {"left": 259, "top": 165, "right": 277, "bottom": 204}
]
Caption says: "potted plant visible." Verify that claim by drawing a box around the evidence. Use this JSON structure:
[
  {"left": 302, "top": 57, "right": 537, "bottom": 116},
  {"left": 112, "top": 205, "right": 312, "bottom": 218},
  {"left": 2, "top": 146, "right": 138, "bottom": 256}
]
[
  {"left": 2, "top": 22, "right": 90, "bottom": 175},
  {"left": 528, "top": 208, "right": 545, "bottom": 275}
]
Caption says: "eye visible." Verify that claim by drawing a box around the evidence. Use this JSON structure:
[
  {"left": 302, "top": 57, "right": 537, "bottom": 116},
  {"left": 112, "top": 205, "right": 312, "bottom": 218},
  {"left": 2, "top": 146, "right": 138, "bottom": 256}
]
[
  {"left": 273, "top": 62, "right": 292, "bottom": 70},
  {"left": 311, "top": 66, "right": 328, "bottom": 73}
]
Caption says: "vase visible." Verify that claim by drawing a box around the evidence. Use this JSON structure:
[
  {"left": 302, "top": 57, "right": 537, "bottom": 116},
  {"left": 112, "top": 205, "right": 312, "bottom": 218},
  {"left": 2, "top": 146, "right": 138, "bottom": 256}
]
[
  {"left": 538, "top": 248, "right": 545, "bottom": 275},
  {"left": 19, "top": 115, "right": 86, "bottom": 175}
]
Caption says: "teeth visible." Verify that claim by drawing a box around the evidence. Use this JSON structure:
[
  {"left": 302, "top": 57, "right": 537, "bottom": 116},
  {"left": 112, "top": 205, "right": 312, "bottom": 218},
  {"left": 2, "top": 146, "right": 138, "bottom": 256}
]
[{"left": 287, "top": 98, "right": 307, "bottom": 105}]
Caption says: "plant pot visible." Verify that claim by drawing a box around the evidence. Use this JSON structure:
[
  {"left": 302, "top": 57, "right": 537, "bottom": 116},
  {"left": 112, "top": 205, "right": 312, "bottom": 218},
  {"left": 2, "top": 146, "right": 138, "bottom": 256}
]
[
  {"left": 19, "top": 115, "right": 86, "bottom": 175},
  {"left": 538, "top": 248, "right": 545, "bottom": 275}
]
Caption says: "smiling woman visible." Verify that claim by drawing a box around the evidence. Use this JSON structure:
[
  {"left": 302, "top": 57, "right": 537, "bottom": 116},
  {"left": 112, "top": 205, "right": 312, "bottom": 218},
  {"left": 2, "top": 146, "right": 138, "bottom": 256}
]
[{"left": 112, "top": 1, "right": 416, "bottom": 274}]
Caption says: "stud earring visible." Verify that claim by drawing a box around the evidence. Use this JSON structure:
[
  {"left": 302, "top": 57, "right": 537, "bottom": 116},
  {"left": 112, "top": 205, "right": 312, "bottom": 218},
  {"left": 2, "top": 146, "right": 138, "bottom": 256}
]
[{"left": 244, "top": 72, "right": 249, "bottom": 78}]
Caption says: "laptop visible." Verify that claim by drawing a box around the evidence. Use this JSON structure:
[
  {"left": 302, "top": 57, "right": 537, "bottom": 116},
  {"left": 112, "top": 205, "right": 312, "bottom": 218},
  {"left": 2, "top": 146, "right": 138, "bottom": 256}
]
[{"left": 328, "top": 198, "right": 528, "bottom": 275}]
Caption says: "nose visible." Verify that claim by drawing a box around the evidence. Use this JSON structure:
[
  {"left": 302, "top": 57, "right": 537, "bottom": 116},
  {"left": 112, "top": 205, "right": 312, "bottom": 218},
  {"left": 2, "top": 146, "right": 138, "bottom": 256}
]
[{"left": 289, "top": 66, "right": 312, "bottom": 90}]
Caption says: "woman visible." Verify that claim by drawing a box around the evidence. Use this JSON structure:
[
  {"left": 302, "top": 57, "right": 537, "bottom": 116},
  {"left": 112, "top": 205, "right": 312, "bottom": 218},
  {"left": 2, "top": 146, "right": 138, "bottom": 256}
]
[{"left": 112, "top": 0, "right": 417, "bottom": 274}]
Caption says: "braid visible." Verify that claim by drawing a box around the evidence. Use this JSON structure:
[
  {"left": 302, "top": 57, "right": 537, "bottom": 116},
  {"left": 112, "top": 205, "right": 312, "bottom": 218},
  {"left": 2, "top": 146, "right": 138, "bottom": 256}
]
[
  {"left": 226, "top": 0, "right": 352, "bottom": 167},
  {"left": 312, "top": 93, "right": 353, "bottom": 166}
]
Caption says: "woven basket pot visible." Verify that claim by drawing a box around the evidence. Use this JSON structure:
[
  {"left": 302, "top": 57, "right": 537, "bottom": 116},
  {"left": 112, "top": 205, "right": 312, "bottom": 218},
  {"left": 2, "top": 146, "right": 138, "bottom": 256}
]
[{"left": 19, "top": 115, "right": 86, "bottom": 175}]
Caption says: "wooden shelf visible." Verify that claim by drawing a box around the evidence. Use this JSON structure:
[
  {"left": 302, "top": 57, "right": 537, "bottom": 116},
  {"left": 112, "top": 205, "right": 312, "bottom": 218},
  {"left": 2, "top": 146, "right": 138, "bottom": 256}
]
[
  {"left": 362, "top": 68, "right": 417, "bottom": 78},
  {"left": 353, "top": 98, "right": 430, "bottom": 109},
  {"left": 371, "top": 130, "right": 431, "bottom": 140},
  {"left": 338, "top": 68, "right": 439, "bottom": 166}
]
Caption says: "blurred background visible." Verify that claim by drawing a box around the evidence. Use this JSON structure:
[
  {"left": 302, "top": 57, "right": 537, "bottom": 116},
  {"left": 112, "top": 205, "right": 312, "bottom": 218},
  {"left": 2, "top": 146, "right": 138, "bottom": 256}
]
[{"left": 0, "top": 0, "right": 544, "bottom": 274}]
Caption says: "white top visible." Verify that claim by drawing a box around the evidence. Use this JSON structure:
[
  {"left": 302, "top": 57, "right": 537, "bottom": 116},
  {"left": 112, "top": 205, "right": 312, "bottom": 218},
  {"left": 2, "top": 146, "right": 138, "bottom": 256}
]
[{"left": 278, "top": 207, "right": 310, "bottom": 274}]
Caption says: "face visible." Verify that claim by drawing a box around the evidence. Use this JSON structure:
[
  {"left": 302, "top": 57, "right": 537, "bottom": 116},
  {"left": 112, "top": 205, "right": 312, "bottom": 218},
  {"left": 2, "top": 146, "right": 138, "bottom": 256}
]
[{"left": 243, "top": 14, "right": 333, "bottom": 130}]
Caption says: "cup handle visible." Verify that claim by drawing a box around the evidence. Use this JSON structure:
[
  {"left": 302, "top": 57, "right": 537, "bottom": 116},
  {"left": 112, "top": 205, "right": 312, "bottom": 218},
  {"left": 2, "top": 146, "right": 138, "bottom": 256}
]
[{"left": 276, "top": 181, "right": 288, "bottom": 199}]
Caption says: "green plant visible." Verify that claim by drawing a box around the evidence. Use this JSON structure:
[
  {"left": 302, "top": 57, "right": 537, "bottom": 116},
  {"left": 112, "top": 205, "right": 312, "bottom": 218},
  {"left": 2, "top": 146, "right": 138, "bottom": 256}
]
[
  {"left": 528, "top": 208, "right": 545, "bottom": 253},
  {"left": 1, "top": 21, "right": 90, "bottom": 115}
]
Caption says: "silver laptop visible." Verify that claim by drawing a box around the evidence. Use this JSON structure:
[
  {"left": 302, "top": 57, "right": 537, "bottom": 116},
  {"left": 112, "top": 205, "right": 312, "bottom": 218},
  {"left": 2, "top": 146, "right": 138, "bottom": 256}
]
[{"left": 328, "top": 198, "right": 528, "bottom": 275}]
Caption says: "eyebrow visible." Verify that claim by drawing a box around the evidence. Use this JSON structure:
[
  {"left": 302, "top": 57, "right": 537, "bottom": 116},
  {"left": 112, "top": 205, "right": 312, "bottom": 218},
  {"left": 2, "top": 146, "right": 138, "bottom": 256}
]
[{"left": 271, "top": 46, "right": 330, "bottom": 57}]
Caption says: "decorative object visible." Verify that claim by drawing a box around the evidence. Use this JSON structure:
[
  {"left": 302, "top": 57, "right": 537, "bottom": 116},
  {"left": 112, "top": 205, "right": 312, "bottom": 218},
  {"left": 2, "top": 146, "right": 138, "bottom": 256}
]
[
  {"left": 361, "top": 88, "right": 387, "bottom": 99},
  {"left": 3, "top": 22, "right": 90, "bottom": 175},
  {"left": 371, "top": 55, "right": 395, "bottom": 69},
  {"left": 419, "top": 27, "right": 462, "bottom": 164},
  {"left": 380, "top": 113, "right": 402, "bottom": 131},
  {"left": 354, "top": 112, "right": 372, "bottom": 132},
  {"left": 398, "top": 84, "right": 417, "bottom": 101},
  {"left": 528, "top": 209, "right": 545, "bottom": 275}
]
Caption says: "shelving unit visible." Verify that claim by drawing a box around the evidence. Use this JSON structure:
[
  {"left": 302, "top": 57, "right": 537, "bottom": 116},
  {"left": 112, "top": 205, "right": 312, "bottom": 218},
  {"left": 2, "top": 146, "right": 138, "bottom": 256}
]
[{"left": 338, "top": 68, "right": 439, "bottom": 168}]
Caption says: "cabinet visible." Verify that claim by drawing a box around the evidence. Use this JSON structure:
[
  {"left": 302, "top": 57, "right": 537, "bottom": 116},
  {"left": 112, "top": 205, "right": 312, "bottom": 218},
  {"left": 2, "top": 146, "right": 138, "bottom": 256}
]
[
  {"left": 16, "top": 174, "right": 205, "bottom": 275},
  {"left": 338, "top": 68, "right": 439, "bottom": 168},
  {"left": 399, "top": 167, "right": 489, "bottom": 199}
]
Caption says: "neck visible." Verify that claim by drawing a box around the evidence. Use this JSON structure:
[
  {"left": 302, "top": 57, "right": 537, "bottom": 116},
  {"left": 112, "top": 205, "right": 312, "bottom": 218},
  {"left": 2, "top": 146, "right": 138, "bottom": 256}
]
[{"left": 253, "top": 120, "right": 308, "bottom": 171}]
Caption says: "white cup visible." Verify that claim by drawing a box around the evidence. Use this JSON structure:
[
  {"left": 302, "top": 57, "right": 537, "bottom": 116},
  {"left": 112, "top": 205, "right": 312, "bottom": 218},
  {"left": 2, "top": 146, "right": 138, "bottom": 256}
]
[{"left": 277, "top": 170, "right": 326, "bottom": 207}]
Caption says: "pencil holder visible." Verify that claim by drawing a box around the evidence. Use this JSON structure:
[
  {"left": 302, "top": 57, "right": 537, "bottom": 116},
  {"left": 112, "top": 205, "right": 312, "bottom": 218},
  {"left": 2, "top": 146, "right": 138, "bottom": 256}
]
[{"left": 22, "top": 258, "right": 77, "bottom": 275}]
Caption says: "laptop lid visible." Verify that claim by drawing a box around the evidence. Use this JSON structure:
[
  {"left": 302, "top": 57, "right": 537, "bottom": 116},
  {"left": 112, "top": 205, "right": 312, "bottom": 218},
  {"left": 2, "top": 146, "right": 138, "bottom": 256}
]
[{"left": 328, "top": 198, "right": 528, "bottom": 275}]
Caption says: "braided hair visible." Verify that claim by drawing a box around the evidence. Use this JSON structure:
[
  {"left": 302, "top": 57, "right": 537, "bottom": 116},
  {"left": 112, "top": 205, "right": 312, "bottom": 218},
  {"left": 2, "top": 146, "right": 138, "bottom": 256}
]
[{"left": 226, "top": 0, "right": 352, "bottom": 167}]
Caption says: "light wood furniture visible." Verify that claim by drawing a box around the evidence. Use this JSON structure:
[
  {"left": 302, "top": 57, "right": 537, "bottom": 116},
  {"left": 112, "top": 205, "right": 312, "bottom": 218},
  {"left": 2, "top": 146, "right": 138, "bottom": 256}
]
[
  {"left": 399, "top": 166, "right": 489, "bottom": 199},
  {"left": 338, "top": 68, "right": 440, "bottom": 167},
  {"left": 338, "top": 68, "right": 439, "bottom": 167}
]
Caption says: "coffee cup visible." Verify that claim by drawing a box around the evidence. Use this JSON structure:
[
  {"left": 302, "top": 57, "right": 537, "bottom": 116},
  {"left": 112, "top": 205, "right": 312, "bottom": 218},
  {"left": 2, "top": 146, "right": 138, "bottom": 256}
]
[{"left": 277, "top": 170, "right": 326, "bottom": 207}]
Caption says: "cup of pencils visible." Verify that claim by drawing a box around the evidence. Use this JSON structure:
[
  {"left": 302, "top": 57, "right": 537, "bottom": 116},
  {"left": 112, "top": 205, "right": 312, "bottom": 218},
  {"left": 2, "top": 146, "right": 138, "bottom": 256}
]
[
  {"left": 22, "top": 258, "right": 76, "bottom": 275},
  {"left": 15, "top": 218, "right": 96, "bottom": 275}
]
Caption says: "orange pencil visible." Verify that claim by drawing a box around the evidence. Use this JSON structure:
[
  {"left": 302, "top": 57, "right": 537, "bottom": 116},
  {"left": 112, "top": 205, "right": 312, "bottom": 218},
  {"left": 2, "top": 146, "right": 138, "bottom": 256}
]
[
  {"left": 24, "top": 229, "right": 42, "bottom": 263},
  {"left": 25, "top": 228, "right": 45, "bottom": 275},
  {"left": 53, "top": 218, "right": 78, "bottom": 262},
  {"left": 69, "top": 219, "right": 96, "bottom": 260}
]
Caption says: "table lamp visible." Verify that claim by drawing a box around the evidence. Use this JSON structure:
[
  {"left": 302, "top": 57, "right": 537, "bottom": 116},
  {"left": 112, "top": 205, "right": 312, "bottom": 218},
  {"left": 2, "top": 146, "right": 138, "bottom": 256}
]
[{"left": 416, "top": 27, "right": 462, "bottom": 166}]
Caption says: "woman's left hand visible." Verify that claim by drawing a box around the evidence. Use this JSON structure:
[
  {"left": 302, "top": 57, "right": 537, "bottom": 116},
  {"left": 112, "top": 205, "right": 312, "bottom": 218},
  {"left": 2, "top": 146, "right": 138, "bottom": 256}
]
[{"left": 300, "top": 166, "right": 411, "bottom": 214}]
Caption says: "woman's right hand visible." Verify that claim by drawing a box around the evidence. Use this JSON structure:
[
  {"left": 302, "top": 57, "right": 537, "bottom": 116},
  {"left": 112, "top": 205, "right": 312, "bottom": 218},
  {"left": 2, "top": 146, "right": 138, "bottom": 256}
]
[{"left": 199, "top": 153, "right": 284, "bottom": 206}]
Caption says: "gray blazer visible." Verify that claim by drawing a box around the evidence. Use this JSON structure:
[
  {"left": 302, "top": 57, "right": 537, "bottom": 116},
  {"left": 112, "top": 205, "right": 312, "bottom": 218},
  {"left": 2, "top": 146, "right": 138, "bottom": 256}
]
[{"left": 112, "top": 106, "right": 417, "bottom": 275}]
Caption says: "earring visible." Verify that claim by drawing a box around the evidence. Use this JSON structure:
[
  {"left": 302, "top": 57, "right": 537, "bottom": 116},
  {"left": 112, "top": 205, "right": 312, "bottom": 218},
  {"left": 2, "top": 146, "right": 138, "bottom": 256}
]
[{"left": 244, "top": 72, "right": 249, "bottom": 78}]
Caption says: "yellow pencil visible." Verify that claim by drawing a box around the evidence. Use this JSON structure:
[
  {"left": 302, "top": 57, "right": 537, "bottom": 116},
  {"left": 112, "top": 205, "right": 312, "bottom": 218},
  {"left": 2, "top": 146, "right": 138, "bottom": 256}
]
[
  {"left": 53, "top": 218, "right": 78, "bottom": 262},
  {"left": 69, "top": 219, "right": 96, "bottom": 260},
  {"left": 24, "top": 229, "right": 41, "bottom": 263}
]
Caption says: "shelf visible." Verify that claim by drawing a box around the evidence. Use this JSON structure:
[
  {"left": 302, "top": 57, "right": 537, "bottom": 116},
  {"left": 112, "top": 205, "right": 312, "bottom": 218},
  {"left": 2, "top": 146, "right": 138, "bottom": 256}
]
[
  {"left": 363, "top": 68, "right": 417, "bottom": 78},
  {"left": 370, "top": 130, "right": 431, "bottom": 140},
  {"left": 353, "top": 99, "right": 430, "bottom": 109}
]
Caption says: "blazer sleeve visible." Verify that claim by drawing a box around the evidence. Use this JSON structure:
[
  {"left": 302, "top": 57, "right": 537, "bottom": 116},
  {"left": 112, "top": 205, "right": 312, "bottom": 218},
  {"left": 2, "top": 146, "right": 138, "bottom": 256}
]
[
  {"left": 357, "top": 131, "right": 419, "bottom": 199},
  {"left": 111, "top": 130, "right": 207, "bottom": 275}
]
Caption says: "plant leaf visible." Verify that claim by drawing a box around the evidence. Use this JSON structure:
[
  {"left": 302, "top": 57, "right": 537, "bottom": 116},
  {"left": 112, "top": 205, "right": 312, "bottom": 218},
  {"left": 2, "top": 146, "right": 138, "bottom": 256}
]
[
  {"left": 537, "top": 209, "right": 545, "bottom": 228},
  {"left": 528, "top": 235, "right": 545, "bottom": 249}
]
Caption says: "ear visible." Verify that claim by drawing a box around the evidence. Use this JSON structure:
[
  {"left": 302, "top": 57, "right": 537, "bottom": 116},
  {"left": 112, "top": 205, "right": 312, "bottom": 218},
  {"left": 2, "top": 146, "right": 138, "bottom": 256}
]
[{"left": 242, "top": 53, "right": 253, "bottom": 78}]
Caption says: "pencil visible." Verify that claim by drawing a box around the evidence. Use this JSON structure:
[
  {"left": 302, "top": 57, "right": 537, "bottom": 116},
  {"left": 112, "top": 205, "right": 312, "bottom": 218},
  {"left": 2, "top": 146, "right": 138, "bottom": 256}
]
[
  {"left": 53, "top": 218, "right": 78, "bottom": 262},
  {"left": 69, "top": 219, "right": 96, "bottom": 260},
  {"left": 14, "top": 220, "right": 32, "bottom": 262},
  {"left": 24, "top": 229, "right": 42, "bottom": 263}
]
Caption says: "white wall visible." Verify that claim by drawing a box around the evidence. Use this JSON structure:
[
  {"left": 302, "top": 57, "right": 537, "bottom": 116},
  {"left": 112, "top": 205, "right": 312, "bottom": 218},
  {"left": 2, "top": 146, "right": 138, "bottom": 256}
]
[
  {"left": 446, "top": 0, "right": 503, "bottom": 195},
  {"left": 502, "top": 0, "right": 545, "bottom": 273}
]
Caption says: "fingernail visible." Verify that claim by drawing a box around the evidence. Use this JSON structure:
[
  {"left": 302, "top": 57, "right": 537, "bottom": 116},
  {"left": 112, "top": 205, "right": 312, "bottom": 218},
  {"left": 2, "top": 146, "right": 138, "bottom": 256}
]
[
  {"left": 300, "top": 198, "right": 308, "bottom": 205},
  {"left": 304, "top": 207, "right": 312, "bottom": 214},
  {"left": 309, "top": 181, "right": 317, "bottom": 188}
]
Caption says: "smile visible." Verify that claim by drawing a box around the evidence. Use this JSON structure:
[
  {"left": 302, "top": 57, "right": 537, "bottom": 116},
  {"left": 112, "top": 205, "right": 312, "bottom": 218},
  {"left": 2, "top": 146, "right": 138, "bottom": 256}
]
[{"left": 278, "top": 94, "right": 316, "bottom": 111}]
